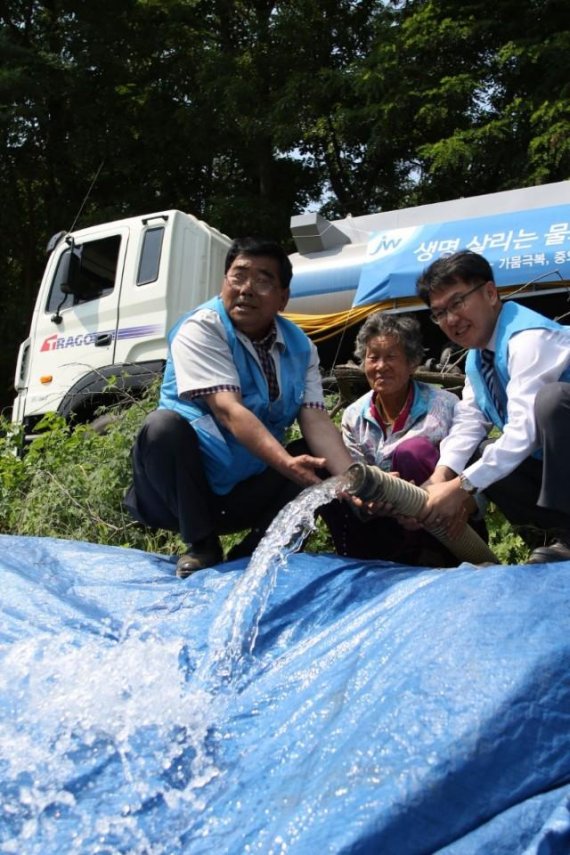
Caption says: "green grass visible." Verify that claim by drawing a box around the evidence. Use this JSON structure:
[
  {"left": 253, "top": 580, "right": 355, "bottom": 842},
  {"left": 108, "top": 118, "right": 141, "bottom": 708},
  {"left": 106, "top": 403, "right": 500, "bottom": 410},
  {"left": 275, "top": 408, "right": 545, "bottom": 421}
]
[{"left": 0, "top": 390, "right": 529, "bottom": 564}]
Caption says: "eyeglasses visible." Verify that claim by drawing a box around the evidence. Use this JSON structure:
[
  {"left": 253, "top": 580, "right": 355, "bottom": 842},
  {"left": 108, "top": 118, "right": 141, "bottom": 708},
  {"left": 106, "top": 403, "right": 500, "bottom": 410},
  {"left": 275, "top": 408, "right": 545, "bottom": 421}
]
[
  {"left": 225, "top": 271, "right": 280, "bottom": 296},
  {"left": 429, "top": 281, "right": 487, "bottom": 325}
]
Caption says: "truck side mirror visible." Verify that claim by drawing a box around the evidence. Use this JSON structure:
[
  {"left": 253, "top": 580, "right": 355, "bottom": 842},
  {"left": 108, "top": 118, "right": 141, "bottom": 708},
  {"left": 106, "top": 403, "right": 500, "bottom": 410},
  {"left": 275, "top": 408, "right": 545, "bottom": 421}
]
[
  {"left": 46, "top": 230, "right": 67, "bottom": 253},
  {"left": 58, "top": 244, "right": 81, "bottom": 295}
]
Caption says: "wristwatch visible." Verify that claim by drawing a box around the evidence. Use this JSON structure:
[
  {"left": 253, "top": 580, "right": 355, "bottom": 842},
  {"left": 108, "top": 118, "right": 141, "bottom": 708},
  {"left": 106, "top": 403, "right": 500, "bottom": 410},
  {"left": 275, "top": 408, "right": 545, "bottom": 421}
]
[{"left": 459, "top": 474, "right": 478, "bottom": 495}]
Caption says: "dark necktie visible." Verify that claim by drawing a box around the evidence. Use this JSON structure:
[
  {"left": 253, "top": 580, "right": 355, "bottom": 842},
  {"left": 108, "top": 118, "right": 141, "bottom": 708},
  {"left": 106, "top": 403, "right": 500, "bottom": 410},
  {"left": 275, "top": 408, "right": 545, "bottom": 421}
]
[
  {"left": 253, "top": 330, "right": 279, "bottom": 401},
  {"left": 480, "top": 348, "right": 503, "bottom": 417}
]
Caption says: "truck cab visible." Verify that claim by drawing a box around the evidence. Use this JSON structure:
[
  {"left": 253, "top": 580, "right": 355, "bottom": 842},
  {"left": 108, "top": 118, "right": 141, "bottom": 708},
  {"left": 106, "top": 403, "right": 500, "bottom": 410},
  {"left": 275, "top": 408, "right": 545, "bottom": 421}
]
[{"left": 13, "top": 211, "right": 231, "bottom": 439}]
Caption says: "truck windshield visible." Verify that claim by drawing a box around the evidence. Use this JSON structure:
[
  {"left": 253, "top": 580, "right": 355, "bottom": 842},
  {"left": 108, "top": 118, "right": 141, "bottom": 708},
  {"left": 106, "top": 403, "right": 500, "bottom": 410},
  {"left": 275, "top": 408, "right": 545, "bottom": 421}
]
[{"left": 46, "top": 235, "right": 121, "bottom": 313}]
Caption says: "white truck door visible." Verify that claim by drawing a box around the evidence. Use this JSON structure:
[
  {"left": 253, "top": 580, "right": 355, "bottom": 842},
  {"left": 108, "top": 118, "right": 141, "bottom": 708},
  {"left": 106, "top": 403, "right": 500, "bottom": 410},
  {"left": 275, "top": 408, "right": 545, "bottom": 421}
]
[{"left": 20, "top": 225, "right": 128, "bottom": 420}]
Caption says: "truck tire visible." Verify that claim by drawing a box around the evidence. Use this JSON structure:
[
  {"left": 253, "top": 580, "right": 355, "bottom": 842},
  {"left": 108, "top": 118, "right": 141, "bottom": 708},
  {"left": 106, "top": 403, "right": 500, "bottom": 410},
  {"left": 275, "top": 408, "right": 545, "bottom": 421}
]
[{"left": 86, "top": 413, "right": 121, "bottom": 435}]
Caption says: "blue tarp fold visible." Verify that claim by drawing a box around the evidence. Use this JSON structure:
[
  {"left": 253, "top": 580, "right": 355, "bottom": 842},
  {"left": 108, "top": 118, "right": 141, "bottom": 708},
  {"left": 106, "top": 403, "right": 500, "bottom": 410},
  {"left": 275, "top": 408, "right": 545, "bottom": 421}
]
[{"left": 1, "top": 534, "right": 570, "bottom": 854}]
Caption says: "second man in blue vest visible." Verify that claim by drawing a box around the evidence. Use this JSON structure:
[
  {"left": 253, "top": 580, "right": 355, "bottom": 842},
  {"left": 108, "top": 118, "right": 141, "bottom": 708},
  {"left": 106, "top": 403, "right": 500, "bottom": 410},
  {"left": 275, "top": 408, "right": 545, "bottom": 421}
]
[{"left": 415, "top": 249, "right": 570, "bottom": 564}]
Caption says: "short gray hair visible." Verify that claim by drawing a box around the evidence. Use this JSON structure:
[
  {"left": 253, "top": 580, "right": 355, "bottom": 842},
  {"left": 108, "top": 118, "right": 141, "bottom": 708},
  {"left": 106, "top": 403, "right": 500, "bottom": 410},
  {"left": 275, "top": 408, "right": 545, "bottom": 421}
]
[{"left": 354, "top": 312, "right": 425, "bottom": 366}]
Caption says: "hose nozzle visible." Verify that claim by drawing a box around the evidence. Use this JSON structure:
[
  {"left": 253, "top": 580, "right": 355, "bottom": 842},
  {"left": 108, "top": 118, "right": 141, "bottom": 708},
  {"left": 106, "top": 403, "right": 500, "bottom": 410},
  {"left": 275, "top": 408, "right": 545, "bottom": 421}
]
[
  {"left": 341, "top": 461, "right": 498, "bottom": 566},
  {"left": 343, "top": 462, "right": 387, "bottom": 503}
]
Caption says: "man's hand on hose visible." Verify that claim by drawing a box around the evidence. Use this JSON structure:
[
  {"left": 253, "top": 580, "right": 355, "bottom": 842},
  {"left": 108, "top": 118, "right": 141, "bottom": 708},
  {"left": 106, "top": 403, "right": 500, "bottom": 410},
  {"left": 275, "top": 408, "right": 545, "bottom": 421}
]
[{"left": 420, "top": 478, "right": 474, "bottom": 540}]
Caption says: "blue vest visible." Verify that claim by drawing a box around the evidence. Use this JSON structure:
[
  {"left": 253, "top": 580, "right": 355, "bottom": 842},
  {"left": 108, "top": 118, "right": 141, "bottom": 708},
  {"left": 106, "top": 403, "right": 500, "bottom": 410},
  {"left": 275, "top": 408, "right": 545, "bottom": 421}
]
[
  {"left": 466, "top": 302, "right": 570, "bottom": 434},
  {"left": 159, "top": 296, "right": 311, "bottom": 494}
]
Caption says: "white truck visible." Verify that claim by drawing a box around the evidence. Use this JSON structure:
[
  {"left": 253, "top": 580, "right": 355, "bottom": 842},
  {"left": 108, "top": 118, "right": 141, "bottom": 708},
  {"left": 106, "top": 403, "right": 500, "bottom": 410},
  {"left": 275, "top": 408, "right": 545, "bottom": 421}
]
[
  {"left": 285, "top": 179, "right": 570, "bottom": 396},
  {"left": 13, "top": 210, "right": 231, "bottom": 439},
  {"left": 286, "top": 179, "right": 570, "bottom": 337},
  {"left": 13, "top": 181, "right": 570, "bottom": 438}
]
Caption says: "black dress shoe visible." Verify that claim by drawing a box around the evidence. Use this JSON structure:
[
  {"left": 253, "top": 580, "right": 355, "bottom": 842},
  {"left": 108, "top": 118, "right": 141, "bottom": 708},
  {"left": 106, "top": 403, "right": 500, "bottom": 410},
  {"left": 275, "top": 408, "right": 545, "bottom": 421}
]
[
  {"left": 176, "top": 536, "right": 223, "bottom": 579},
  {"left": 526, "top": 538, "right": 570, "bottom": 565}
]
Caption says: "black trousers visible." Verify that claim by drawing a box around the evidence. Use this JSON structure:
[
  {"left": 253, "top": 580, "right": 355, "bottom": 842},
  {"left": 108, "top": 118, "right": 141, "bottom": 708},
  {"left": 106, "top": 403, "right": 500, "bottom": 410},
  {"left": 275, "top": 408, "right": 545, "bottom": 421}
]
[
  {"left": 124, "top": 409, "right": 306, "bottom": 551},
  {"left": 484, "top": 381, "right": 570, "bottom": 533},
  {"left": 318, "top": 499, "right": 461, "bottom": 567}
]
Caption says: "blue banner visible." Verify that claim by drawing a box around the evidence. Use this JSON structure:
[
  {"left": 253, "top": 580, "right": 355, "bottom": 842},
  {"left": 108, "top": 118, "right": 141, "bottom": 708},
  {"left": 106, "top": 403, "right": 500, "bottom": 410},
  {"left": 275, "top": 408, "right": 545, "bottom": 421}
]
[{"left": 354, "top": 203, "right": 570, "bottom": 307}]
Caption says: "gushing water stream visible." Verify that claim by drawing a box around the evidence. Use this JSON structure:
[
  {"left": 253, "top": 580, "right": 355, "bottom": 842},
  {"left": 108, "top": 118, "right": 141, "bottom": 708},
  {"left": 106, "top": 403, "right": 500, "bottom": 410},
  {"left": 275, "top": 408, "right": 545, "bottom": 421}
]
[
  {"left": 196, "top": 475, "right": 344, "bottom": 689},
  {"left": 0, "top": 476, "right": 344, "bottom": 854}
]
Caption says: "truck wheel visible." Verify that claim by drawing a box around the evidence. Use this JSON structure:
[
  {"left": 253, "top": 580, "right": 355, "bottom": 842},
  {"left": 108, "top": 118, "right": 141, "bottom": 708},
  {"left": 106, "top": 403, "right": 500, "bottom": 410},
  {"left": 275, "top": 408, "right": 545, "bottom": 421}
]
[{"left": 87, "top": 413, "right": 120, "bottom": 435}]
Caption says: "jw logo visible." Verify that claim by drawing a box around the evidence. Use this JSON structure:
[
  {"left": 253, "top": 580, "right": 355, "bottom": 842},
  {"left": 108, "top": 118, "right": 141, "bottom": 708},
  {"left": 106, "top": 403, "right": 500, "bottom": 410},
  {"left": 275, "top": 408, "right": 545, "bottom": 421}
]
[{"left": 367, "top": 226, "right": 418, "bottom": 260}]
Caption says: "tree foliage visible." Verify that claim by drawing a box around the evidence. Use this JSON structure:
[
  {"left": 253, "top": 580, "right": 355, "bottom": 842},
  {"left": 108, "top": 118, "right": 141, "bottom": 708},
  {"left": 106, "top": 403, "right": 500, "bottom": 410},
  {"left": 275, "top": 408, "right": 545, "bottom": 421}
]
[
  {"left": 0, "top": 0, "right": 568, "bottom": 414},
  {"left": 0, "top": 393, "right": 529, "bottom": 563}
]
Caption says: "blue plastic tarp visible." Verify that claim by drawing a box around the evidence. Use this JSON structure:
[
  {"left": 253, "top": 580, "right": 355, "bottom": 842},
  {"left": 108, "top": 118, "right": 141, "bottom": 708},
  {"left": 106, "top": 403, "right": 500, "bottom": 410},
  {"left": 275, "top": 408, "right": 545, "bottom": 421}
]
[
  {"left": 354, "top": 204, "right": 570, "bottom": 307},
  {"left": 1, "top": 533, "right": 570, "bottom": 854}
]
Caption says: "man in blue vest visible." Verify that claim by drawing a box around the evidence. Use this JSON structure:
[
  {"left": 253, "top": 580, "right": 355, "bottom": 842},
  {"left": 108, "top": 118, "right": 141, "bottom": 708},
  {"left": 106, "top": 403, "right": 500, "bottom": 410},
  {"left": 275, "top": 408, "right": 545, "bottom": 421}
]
[
  {"left": 414, "top": 249, "right": 570, "bottom": 564},
  {"left": 124, "top": 237, "right": 354, "bottom": 578}
]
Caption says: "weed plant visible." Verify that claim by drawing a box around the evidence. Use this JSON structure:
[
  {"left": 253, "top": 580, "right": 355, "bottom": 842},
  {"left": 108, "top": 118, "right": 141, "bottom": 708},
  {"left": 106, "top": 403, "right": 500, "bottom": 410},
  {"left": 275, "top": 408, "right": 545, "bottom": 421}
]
[{"left": 0, "top": 390, "right": 529, "bottom": 564}]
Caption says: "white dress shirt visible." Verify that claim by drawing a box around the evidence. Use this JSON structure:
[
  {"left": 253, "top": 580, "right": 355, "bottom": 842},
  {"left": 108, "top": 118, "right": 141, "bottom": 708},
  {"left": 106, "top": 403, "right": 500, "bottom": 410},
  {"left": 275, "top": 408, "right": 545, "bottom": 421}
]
[{"left": 438, "top": 325, "right": 570, "bottom": 491}]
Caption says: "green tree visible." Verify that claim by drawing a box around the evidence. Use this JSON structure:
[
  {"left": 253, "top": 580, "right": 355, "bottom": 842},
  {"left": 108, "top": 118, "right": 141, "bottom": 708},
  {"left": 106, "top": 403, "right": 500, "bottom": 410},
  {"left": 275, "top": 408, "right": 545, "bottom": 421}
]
[
  {"left": 358, "top": 0, "right": 570, "bottom": 204},
  {"left": 1, "top": 0, "right": 568, "bottom": 415},
  {"left": 0, "top": 0, "right": 216, "bottom": 411}
]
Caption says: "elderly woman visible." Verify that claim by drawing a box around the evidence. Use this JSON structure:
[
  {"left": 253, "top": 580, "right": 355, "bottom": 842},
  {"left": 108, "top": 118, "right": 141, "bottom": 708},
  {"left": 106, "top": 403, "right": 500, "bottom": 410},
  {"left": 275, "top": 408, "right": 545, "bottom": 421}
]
[{"left": 325, "top": 312, "right": 460, "bottom": 565}]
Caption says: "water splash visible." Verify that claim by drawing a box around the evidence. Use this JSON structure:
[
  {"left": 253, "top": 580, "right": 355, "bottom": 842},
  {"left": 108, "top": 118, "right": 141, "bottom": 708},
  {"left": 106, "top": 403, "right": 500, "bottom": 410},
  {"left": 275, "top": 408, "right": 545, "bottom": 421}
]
[
  {"left": 0, "top": 477, "right": 344, "bottom": 852},
  {"left": 195, "top": 475, "right": 344, "bottom": 690},
  {"left": 0, "top": 627, "right": 221, "bottom": 854}
]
